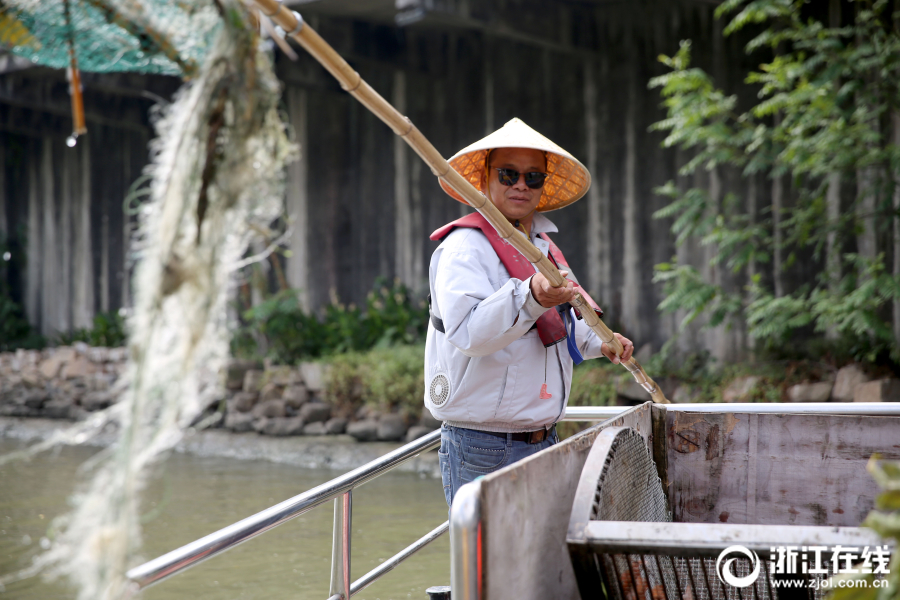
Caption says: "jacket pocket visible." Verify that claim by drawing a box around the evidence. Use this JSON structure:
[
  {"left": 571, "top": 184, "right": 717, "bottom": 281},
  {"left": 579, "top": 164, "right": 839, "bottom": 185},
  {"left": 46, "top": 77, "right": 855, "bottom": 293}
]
[{"left": 496, "top": 364, "right": 518, "bottom": 422}]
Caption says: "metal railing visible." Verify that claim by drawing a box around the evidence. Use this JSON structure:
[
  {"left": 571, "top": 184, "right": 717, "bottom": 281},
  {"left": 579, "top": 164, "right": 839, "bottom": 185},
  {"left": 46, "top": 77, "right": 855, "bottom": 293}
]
[
  {"left": 125, "top": 405, "right": 624, "bottom": 597},
  {"left": 128, "top": 402, "right": 900, "bottom": 598},
  {"left": 126, "top": 428, "right": 444, "bottom": 596}
]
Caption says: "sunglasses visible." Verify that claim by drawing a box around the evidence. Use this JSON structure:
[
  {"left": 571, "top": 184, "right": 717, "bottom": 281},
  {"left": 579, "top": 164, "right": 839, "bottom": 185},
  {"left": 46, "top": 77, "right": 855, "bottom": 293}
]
[{"left": 492, "top": 167, "right": 548, "bottom": 189}]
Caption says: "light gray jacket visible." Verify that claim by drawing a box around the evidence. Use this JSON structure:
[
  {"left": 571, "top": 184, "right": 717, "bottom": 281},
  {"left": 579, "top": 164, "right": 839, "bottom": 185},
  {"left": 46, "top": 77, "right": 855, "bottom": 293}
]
[{"left": 423, "top": 213, "right": 606, "bottom": 432}]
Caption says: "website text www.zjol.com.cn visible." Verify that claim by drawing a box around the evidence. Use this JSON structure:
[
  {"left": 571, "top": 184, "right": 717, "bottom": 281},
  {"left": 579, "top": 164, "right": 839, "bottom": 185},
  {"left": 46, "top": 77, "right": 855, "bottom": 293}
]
[{"left": 715, "top": 544, "right": 892, "bottom": 590}]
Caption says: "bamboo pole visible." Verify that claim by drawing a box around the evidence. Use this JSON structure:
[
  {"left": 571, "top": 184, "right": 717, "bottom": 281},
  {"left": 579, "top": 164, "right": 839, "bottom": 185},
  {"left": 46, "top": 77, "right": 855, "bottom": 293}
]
[{"left": 255, "top": 0, "right": 669, "bottom": 404}]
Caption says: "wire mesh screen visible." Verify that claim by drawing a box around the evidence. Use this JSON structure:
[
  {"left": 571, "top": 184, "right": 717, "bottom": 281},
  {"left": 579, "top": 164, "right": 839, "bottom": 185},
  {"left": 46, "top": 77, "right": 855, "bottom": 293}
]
[
  {"left": 598, "top": 553, "right": 835, "bottom": 600},
  {"left": 570, "top": 427, "right": 837, "bottom": 600},
  {"left": 590, "top": 427, "right": 669, "bottom": 523}
]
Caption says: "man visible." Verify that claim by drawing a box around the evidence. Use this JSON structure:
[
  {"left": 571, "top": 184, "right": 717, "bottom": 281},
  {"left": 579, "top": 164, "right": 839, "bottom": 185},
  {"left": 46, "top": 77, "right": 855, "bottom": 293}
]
[{"left": 424, "top": 118, "right": 634, "bottom": 506}]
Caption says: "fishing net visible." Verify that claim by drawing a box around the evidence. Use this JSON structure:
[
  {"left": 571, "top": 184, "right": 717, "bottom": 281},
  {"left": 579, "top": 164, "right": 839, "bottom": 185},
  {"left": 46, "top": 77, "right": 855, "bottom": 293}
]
[
  {"left": 0, "top": 0, "right": 220, "bottom": 76},
  {"left": 0, "top": 1, "right": 296, "bottom": 597}
]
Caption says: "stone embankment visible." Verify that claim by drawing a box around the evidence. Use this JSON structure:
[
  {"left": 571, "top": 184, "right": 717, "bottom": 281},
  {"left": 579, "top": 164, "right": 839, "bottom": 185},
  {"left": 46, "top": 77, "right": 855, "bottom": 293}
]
[
  {"left": 0, "top": 346, "right": 440, "bottom": 444},
  {"left": 615, "top": 362, "right": 900, "bottom": 404}
]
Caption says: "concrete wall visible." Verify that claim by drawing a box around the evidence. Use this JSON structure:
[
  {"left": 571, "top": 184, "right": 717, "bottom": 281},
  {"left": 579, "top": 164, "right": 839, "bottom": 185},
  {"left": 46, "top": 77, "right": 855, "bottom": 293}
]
[
  {"left": 0, "top": 0, "right": 760, "bottom": 357},
  {"left": 0, "top": 68, "right": 175, "bottom": 336},
  {"left": 277, "top": 0, "right": 755, "bottom": 359}
]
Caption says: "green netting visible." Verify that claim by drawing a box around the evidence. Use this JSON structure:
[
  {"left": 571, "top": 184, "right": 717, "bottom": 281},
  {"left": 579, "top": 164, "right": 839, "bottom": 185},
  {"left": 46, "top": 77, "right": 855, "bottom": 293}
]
[{"left": 1, "top": 0, "right": 221, "bottom": 76}]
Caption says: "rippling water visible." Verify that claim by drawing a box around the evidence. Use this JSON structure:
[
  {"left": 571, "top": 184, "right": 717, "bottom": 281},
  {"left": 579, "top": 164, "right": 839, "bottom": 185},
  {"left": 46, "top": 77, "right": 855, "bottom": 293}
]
[{"left": 0, "top": 439, "right": 449, "bottom": 600}]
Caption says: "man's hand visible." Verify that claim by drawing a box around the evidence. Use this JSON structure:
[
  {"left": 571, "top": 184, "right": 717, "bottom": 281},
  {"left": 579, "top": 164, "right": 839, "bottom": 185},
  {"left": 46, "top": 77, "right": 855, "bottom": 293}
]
[
  {"left": 600, "top": 333, "right": 634, "bottom": 365},
  {"left": 530, "top": 270, "right": 576, "bottom": 308}
]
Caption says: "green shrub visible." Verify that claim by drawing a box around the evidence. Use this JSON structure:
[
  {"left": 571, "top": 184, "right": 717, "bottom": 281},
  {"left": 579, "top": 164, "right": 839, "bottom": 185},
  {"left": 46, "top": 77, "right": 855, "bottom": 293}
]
[
  {"left": 234, "top": 278, "right": 429, "bottom": 364},
  {"left": 0, "top": 291, "right": 43, "bottom": 351},
  {"left": 325, "top": 345, "right": 425, "bottom": 418},
  {"left": 57, "top": 311, "right": 128, "bottom": 347},
  {"left": 0, "top": 236, "right": 44, "bottom": 351}
]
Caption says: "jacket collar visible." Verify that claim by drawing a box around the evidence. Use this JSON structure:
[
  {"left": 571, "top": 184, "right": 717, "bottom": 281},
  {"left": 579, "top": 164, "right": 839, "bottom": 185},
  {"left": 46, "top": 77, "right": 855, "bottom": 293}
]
[{"left": 530, "top": 213, "right": 558, "bottom": 236}]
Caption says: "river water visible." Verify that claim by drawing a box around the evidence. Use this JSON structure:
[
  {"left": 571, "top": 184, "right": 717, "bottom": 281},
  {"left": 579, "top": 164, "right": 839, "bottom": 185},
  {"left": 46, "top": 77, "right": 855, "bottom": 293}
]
[{"left": 0, "top": 439, "right": 450, "bottom": 600}]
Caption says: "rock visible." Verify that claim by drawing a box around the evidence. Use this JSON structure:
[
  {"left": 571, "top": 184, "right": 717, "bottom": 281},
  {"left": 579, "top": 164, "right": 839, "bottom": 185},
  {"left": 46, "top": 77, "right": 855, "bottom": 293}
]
[
  {"left": 405, "top": 425, "right": 433, "bottom": 442},
  {"left": 87, "top": 373, "right": 114, "bottom": 392},
  {"left": 62, "top": 356, "right": 96, "bottom": 379},
  {"left": 259, "top": 416, "right": 306, "bottom": 436},
  {"left": 72, "top": 342, "right": 90, "bottom": 356},
  {"left": 54, "top": 346, "right": 77, "bottom": 363},
  {"left": 300, "top": 402, "right": 332, "bottom": 423},
  {"left": 787, "top": 382, "right": 833, "bottom": 403},
  {"left": 634, "top": 343, "right": 654, "bottom": 364},
  {"left": 40, "top": 355, "right": 65, "bottom": 379},
  {"left": 231, "top": 391, "right": 258, "bottom": 413},
  {"left": 225, "top": 411, "right": 255, "bottom": 433},
  {"left": 23, "top": 391, "right": 49, "bottom": 409},
  {"left": 224, "top": 359, "right": 262, "bottom": 390},
  {"left": 87, "top": 347, "right": 110, "bottom": 363},
  {"left": 20, "top": 369, "right": 42, "bottom": 388},
  {"left": 43, "top": 398, "right": 73, "bottom": 419},
  {"left": 832, "top": 364, "right": 870, "bottom": 402},
  {"left": 266, "top": 366, "right": 299, "bottom": 387},
  {"left": 81, "top": 391, "right": 113, "bottom": 411},
  {"left": 324, "top": 417, "right": 348, "bottom": 434},
  {"left": 378, "top": 413, "right": 408, "bottom": 441},
  {"left": 347, "top": 419, "right": 379, "bottom": 442},
  {"left": 617, "top": 378, "right": 647, "bottom": 402},
  {"left": 356, "top": 405, "right": 377, "bottom": 420},
  {"left": 282, "top": 385, "right": 309, "bottom": 409},
  {"left": 259, "top": 382, "right": 283, "bottom": 403},
  {"left": 202, "top": 410, "right": 225, "bottom": 429},
  {"left": 854, "top": 379, "right": 900, "bottom": 403},
  {"left": 243, "top": 369, "right": 264, "bottom": 393},
  {"left": 302, "top": 421, "right": 327, "bottom": 436},
  {"left": 108, "top": 347, "right": 129, "bottom": 362},
  {"left": 299, "top": 362, "right": 328, "bottom": 393},
  {"left": 420, "top": 409, "right": 442, "bottom": 430},
  {"left": 252, "top": 399, "right": 286, "bottom": 419},
  {"left": 672, "top": 385, "right": 697, "bottom": 404},
  {"left": 722, "top": 376, "right": 760, "bottom": 403}
]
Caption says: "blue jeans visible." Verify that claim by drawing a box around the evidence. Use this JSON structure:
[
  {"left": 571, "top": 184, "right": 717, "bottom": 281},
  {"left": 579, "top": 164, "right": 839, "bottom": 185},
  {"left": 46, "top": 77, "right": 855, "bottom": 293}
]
[{"left": 438, "top": 423, "right": 559, "bottom": 507}]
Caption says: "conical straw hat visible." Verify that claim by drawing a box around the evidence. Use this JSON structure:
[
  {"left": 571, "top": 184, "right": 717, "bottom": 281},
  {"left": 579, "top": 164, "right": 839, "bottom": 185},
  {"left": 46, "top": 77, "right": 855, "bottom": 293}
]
[{"left": 439, "top": 118, "right": 591, "bottom": 212}]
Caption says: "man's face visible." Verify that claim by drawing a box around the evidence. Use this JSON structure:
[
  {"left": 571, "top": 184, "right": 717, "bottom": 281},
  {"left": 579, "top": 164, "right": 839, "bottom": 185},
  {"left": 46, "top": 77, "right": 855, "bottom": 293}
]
[{"left": 483, "top": 147, "right": 546, "bottom": 222}]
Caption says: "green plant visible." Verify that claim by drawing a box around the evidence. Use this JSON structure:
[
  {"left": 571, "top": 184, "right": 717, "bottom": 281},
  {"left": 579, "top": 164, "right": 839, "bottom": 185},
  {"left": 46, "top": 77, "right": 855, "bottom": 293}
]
[
  {"left": 325, "top": 344, "right": 425, "bottom": 418},
  {"left": 649, "top": 0, "right": 900, "bottom": 364},
  {"left": 234, "top": 278, "right": 429, "bottom": 363},
  {"left": 0, "top": 235, "right": 43, "bottom": 351},
  {"left": 57, "top": 311, "right": 128, "bottom": 347},
  {"left": 830, "top": 457, "right": 900, "bottom": 600}
]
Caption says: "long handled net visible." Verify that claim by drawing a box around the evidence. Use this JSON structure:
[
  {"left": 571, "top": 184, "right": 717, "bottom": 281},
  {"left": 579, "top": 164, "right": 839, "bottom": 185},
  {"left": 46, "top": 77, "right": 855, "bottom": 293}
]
[{"left": 251, "top": 0, "right": 670, "bottom": 403}]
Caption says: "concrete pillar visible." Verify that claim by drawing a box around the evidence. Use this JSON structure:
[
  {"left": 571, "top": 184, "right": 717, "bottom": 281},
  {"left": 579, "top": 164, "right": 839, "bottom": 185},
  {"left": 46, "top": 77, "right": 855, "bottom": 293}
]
[
  {"left": 483, "top": 36, "right": 494, "bottom": 136},
  {"left": 393, "top": 69, "right": 414, "bottom": 288},
  {"left": 25, "top": 151, "right": 41, "bottom": 329},
  {"left": 0, "top": 140, "right": 6, "bottom": 241},
  {"left": 285, "top": 86, "right": 310, "bottom": 310},
  {"left": 584, "top": 56, "right": 602, "bottom": 298},
  {"left": 58, "top": 143, "right": 72, "bottom": 333},
  {"left": 40, "top": 138, "right": 59, "bottom": 335},
  {"left": 621, "top": 55, "right": 641, "bottom": 339},
  {"left": 72, "top": 143, "right": 94, "bottom": 329}
]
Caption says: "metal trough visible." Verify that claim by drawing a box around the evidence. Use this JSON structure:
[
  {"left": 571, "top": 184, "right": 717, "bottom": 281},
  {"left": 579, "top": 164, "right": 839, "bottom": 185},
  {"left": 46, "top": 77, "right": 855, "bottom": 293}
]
[{"left": 450, "top": 402, "right": 900, "bottom": 600}]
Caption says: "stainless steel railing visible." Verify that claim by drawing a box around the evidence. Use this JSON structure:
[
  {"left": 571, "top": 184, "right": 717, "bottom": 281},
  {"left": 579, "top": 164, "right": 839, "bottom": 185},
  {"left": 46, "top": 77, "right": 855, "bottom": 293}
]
[
  {"left": 128, "top": 402, "right": 900, "bottom": 598},
  {"left": 126, "top": 428, "right": 443, "bottom": 593},
  {"left": 125, "top": 405, "right": 624, "bottom": 598}
]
